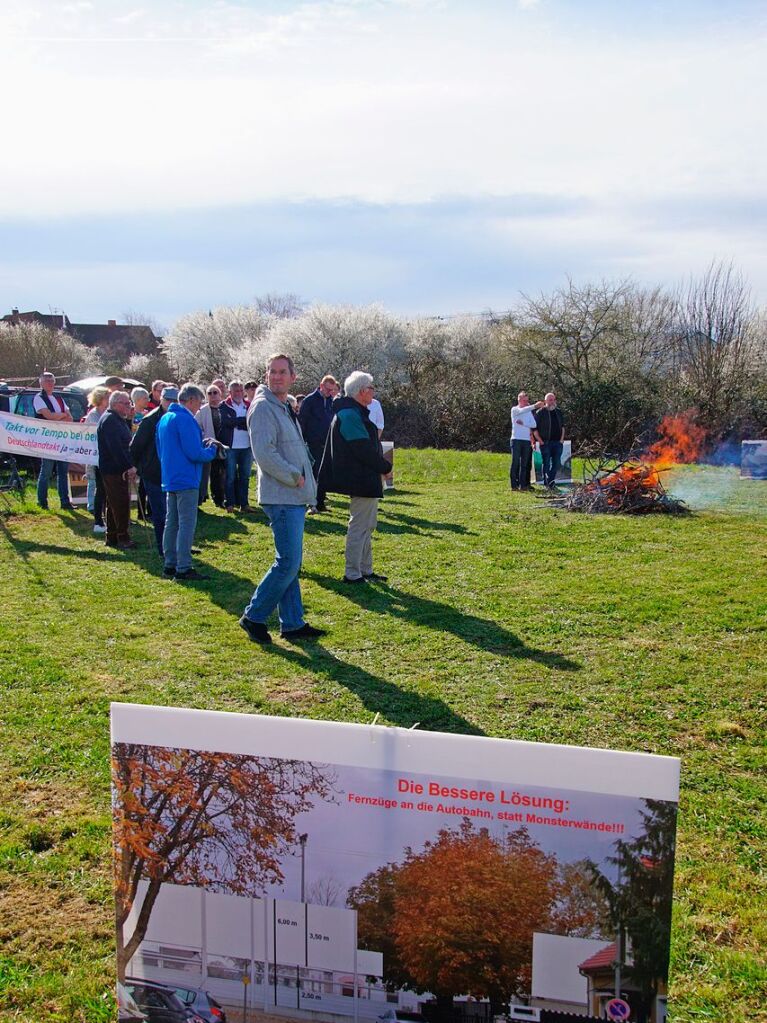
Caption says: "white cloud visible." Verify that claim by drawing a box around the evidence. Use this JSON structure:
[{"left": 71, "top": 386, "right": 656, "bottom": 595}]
[{"left": 0, "top": 0, "right": 765, "bottom": 225}]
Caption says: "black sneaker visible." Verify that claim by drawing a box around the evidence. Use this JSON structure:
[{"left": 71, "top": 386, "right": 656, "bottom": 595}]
[
  {"left": 363, "top": 572, "right": 388, "bottom": 582},
  {"left": 162, "top": 566, "right": 177, "bottom": 577},
  {"left": 239, "top": 616, "right": 272, "bottom": 644},
  {"left": 174, "top": 568, "right": 208, "bottom": 581},
  {"left": 342, "top": 576, "right": 366, "bottom": 584},
  {"left": 280, "top": 623, "right": 327, "bottom": 640}
]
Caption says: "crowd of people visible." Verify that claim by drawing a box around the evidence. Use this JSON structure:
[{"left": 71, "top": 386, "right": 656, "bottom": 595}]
[
  {"left": 32, "top": 357, "right": 392, "bottom": 642},
  {"left": 31, "top": 364, "right": 565, "bottom": 642}
]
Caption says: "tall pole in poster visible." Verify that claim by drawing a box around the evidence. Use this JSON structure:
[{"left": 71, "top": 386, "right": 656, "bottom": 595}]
[
  {"left": 299, "top": 833, "right": 307, "bottom": 902},
  {"left": 263, "top": 898, "right": 269, "bottom": 1014},
  {"left": 614, "top": 860, "right": 623, "bottom": 1000},
  {"left": 353, "top": 908, "right": 359, "bottom": 1023}
]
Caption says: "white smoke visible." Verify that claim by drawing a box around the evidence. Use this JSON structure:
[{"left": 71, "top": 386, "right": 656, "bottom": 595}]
[{"left": 664, "top": 465, "right": 761, "bottom": 512}]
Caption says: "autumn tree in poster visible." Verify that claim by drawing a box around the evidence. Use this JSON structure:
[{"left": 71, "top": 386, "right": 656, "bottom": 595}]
[
  {"left": 351, "top": 820, "right": 563, "bottom": 1008},
  {"left": 112, "top": 743, "right": 335, "bottom": 979}
]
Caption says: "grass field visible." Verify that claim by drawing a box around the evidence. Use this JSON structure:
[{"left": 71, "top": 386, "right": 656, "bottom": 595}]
[{"left": 0, "top": 450, "right": 765, "bottom": 1022}]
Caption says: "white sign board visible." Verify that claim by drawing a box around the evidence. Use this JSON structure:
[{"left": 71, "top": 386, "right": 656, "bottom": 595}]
[
  {"left": 0, "top": 410, "right": 98, "bottom": 465},
  {"left": 111, "top": 705, "right": 680, "bottom": 1021}
]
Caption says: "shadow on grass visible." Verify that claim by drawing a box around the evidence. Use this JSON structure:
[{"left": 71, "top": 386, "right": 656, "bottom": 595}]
[
  {"left": 305, "top": 506, "right": 474, "bottom": 539},
  {"left": 378, "top": 507, "right": 476, "bottom": 536},
  {"left": 305, "top": 572, "right": 581, "bottom": 672},
  {"left": 264, "top": 640, "right": 484, "bottom": 735}
]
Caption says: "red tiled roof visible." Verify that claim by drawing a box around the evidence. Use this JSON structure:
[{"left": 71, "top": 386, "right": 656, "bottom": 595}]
[{"left": 579, "top": 942, "right": 618, "bottom": 972}]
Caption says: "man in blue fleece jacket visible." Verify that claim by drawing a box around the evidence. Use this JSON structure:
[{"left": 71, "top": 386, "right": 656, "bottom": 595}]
[{"left": 156, "top": 383, "right": 221, "bottom": 581}]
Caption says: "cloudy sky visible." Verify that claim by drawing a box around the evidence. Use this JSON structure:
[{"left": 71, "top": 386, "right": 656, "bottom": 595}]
[{"left": 1, "top": 0, "right": 765, "bottom": 327}]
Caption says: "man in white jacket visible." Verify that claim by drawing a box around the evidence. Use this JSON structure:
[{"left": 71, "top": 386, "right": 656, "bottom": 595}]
[{"left": 239, "top": 353, "right": 325, "bottom": 645}]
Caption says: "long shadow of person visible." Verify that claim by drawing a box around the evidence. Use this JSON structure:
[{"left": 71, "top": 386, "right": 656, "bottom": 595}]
[
  {"left": 376, "top": 508, "right": 476, "bottom": 537},
  {"left": 53, "top": 504, "right": 252, "bottom": 552},
  {"left": 263, "top": 640, "right": 485, "bottom": 735},
  {"left": 304, "top": 504, "right": 476, "bottom": 540},
  {"left": 304, "top": 572, "right": 580, "bottom": 671}
]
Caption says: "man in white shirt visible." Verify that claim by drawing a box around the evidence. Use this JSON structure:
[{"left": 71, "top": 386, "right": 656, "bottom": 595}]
[
  {"left": 224, "top": 380, "right": 254, "bottom": 511},
  {"left": 368, "top": 395, "right": 384, "bottom": 438},
  {"left": 33, "top": 371, "right": 74, "bottom": 510},
  {"left": 510, "top": 391, "right": 543, "bottom": 491}
]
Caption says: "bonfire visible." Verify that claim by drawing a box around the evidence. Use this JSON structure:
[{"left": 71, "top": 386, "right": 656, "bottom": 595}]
[{"left": 551, "top": 412, "right": 706, "bottom": 515}]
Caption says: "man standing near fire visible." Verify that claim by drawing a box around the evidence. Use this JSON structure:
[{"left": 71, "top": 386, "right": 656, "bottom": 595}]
[
  {"left": 510, "top": 391, "right": 543, "bottom": 491},
  {"left": 533, "top": 392, "right": 566, "bottom": 488}
]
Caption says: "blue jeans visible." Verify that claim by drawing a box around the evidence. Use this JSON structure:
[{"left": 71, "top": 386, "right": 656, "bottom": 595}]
[
  {"left": 163, "top": 489, "right": 199, "bottom": 573},
  {"left": 540, "top": 441, "right": 564, "bottom": 486},
  {"left": 37, "top": 458, "right": 71, "bottom": 508},
  {"left": 143, "top": 479, "right": 167, "bottom": 558},
  {"left": 243, "top": 504, "right": 306, "bottom": 631},
  {"left": 226, "top": 447, "right": 253, "bottom": 508}
]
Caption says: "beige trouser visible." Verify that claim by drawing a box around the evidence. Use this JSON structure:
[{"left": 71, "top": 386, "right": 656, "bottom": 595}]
[{"left": 345, "top": 496, "right": 379, "bottom": 579}]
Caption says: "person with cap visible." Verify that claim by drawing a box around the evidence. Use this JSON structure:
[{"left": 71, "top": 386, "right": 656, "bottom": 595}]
[
  {"left": 130, "top": 385, "right": 175, "bottom": 556},
  {"left": 155, "top": 383, "right": 221, "bottom": 581}
]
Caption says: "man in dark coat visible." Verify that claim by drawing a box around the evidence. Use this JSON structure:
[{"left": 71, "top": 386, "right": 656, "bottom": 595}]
[
  {"left": 298, "top": 374, "right": 337, "bottom": 513},
  {"left": 533, "top": 391, "right": 566, "bottom": 488},
  {"left": 130, "top": 386, "right": 174, "bottom": 556},
  {"left": 97, "top": 390, "right": 137, "bottom": 548},
  {"left": 319, "top": 371, "right": 392, "bottom": 583}
]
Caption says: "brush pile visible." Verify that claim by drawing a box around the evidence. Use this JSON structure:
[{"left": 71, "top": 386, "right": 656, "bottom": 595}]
[
  {"left": 550, "top": 460, "right": 688, "bottom": 515},
  {"left": 549, "top": 411, "right": 705, "bottom": 515}
]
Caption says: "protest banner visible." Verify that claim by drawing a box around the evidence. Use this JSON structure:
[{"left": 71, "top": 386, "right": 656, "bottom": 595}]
[
  {"left": 111, "top": 704, "right": 679, "bottom": 1023},
  {"left": 0, "top": 411, "right": 98, "bottom": 466}
]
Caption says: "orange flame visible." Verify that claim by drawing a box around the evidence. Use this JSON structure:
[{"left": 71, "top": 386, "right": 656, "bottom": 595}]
[
  {"left": 592, "top": 411, "right": 705, "bottom": 498},
  {"left": 644, "top": 411, "right": 706, "bottom": 468}
]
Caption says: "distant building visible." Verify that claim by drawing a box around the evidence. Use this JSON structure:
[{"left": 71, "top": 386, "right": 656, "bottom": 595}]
[
  {"left": 2, "top": 308, "right": 161, "bottom": 364},
  {"left": 2, "top": 308, "right": 72, "bottom": 332},
  {"left": 578, "top": 940, "right": 667, "bottom": 1023}
]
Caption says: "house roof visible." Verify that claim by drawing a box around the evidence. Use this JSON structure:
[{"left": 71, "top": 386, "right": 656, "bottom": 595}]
[
  {"left": 71, "top": 323, "right": 158, "bottom": 347},
  {"left": 1, "top": 310, "right": 70, "bottom": 330},
  {"left": 578, "top": 942, "right": 618, "bottom": 972}
]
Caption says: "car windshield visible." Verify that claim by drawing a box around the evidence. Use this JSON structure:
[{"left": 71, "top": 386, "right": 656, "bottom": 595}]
[{"left": 13, "top": 391, "right": 88, "bottom": 422}]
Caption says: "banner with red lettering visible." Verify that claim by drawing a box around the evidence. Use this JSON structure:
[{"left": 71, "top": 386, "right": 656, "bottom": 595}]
[{"left": 111, "top": 704, "right": 679, "bottom": 1021}]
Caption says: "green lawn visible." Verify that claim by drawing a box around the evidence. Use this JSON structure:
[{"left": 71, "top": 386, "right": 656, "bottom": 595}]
[{"left": 0, "top": 450, "right": 765, "bottom": 1022}]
